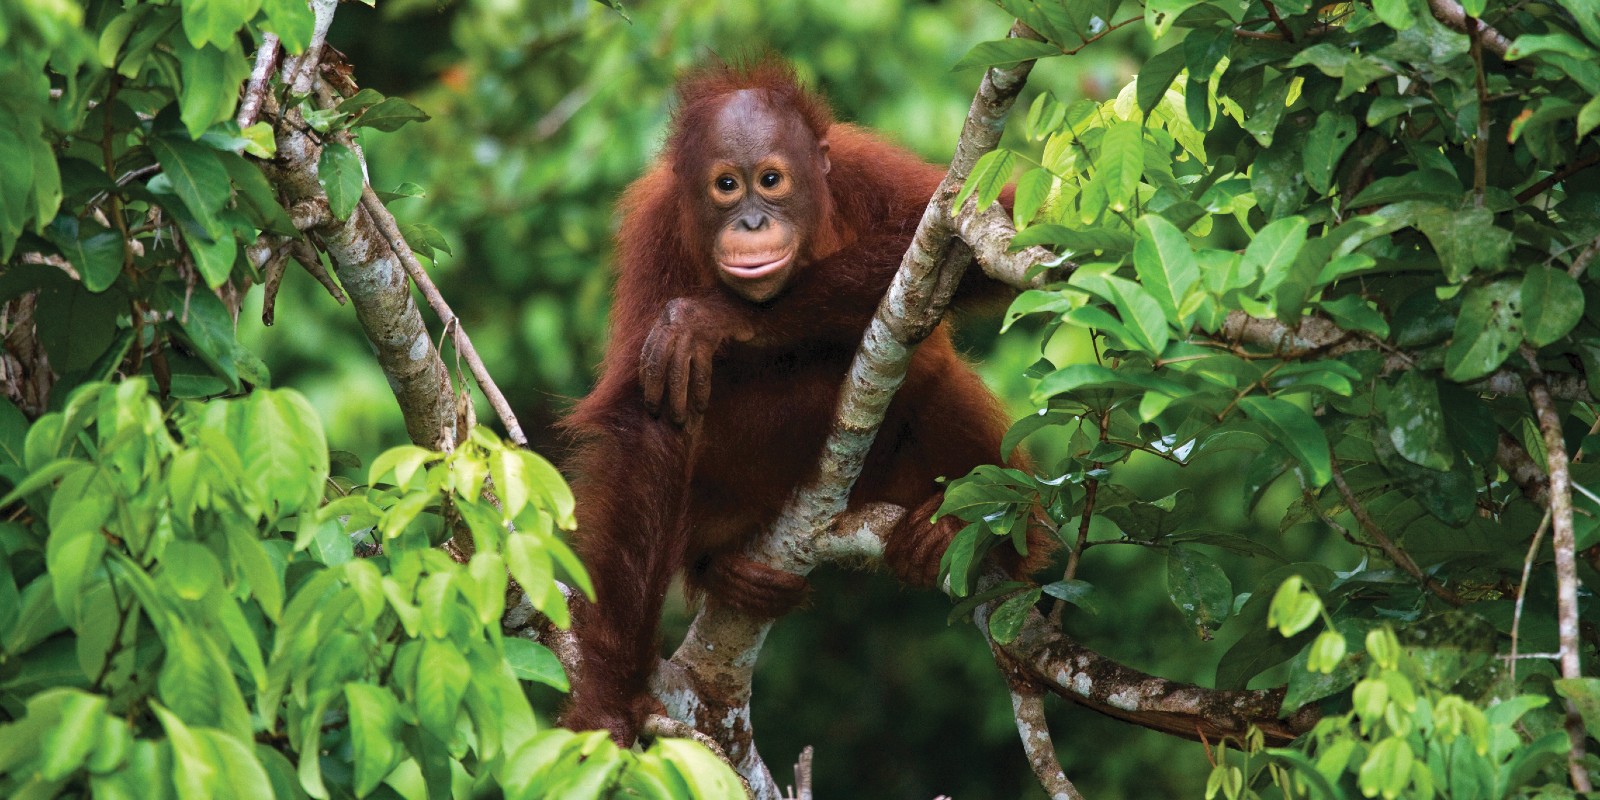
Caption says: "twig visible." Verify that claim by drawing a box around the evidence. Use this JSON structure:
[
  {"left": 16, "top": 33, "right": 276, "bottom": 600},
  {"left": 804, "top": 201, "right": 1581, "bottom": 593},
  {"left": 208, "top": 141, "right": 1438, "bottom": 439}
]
[
  {"left": 1262, "top": 0, "right": 1295, "bottom": 42},
  {"left": 286, "top": 238, "right": 346, "bottom": 304},
  {"left": 1468, "top": 18, "right": 1488, "bottom": 208},
  {"left": 237, "top": 34, "right": 281, "bottom": 129},
  {"left": 1567, "top": 232, "right": 1600, "bottom": 280},
  {"left": 1515, "top": 152, "right": 1600, "bottom": 203},
  {"left": 1508, "top": 512, "right": 1550, "bottom": 684},
  {"left": 1520, "top": 344, "right": 1592, "bottom": 792},
  {"left": 1328, "top": 461, "right": 1465, "bottom": 606},
  {"left": 357, "top": 188, "right": 528, "bottom": 447}
]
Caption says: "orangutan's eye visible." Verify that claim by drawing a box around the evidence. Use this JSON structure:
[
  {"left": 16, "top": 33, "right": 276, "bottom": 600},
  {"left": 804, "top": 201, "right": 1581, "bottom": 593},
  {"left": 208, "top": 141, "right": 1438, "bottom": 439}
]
[
  {"left": 760, "top": 171, "right": 782, "bottom": 189},
  {"left": 715, "top": 176, "right": 738, "bottom": 193}
]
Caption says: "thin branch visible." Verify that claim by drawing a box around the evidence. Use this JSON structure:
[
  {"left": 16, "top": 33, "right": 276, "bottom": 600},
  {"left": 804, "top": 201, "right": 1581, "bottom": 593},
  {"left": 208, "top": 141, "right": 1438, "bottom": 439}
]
[
  {"left": 790, "top": 746, "right": 814, "bottom": 800},
  {"left": 1568, "top": 231, "right": 1600, "bottom": 280},
  {"left": 237, "top": 34, "right": 281, "bottom": 129},
  {"left": 1508, "top": 512, "right": 1550, "bottom": 684},
  {"left": 1517, "top": 152, "right": 1600, "bottom": 203},
  {"left": 1468, "top": 18, "right": 1489, "bottom": 207},
  {"left": 1520, "top": 344, "right": 1592, "bottom": 792},
  {"left": 1329, "top": 461, "right": 1465, "bottom": 606},
  {"left": 1262, "top": 0, "right": 1295, "bottom": 42}
]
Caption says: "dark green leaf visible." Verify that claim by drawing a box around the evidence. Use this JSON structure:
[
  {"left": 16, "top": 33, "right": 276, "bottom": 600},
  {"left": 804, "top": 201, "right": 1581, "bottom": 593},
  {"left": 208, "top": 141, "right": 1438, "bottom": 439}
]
[
  {"left": 1238, "top": 397, "right": 1330, "bottom": 486},
  {"left": 176, "top": 40, "right": 250, "bottom": 139},
  {"left": 1302, "top": 113, "right": 1356, "bottom": 195},
  {"left": 354, "top": 97, "right": 432, "bottom": 132},
  {"left": 1386, "top": 371, "right": 1453, "bottom": 471},
  {"left": 1009, "top": 224, "right": 1132, "bottom": 254},
  {"left": 1040, "top": 580, "right": 1099, "bottom": 614},
  {"left": 1521, "top": 265, "right": 1583, "bottom": 346},
  {"left": 1137, "top": 45, "right": 1187, "bottom": 116},
  {"left": 988, "top": 587, "right": 1040, "bottom": 645},
  {"left": 952, "top": 38, "right": 1061, "bottom": 71},
  {"left": 150, "top": 136, "right": 232, "bottom": 237},
  {"left": 1443, "top": 280, "right": 1523, "bottom": 382},
  {"left": 318, "top": 143, "right": 365, "bottom": 222},
  {"left": 1166, "top": 544, "right": 1232, "bottom": 635},
  {"left": 46, "top": 217, "right": 124, "bottom": 292},
  {"left": 1416, "top": 206, "right": 1512, "bottom": 283}
]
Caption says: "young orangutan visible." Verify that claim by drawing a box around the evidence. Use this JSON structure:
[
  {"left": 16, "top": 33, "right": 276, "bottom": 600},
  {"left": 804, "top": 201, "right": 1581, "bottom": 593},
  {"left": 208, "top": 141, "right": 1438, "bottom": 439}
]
[{"left": 559, "top": 58, "right": 1048, "bottom": 745}]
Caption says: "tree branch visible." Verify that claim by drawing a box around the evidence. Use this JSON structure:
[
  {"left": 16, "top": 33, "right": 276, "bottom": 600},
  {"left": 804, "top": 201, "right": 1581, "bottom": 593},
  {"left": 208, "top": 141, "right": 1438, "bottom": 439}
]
[
  {"left": 1424, "top": 0, "right": 1511, "bottom": 56},
  {"left": 1521, "top": 345, "right": 1593, "bottom": 792},
  {"left": 1329, "top": 461, "right": 1465, "bottom": 606}
]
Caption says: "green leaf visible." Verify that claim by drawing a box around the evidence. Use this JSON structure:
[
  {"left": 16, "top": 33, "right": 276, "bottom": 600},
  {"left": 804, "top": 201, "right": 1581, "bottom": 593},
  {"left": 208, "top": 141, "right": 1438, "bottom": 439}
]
[
  {"left": 218, "top": 153, "right": 296, "bottom": 236},
  {"left": 354, "top": 97, "right": 432, "bottom": 132},
  {"left": 1372, "top": 0, "right": 1418, "bottom": 30},
  {"left": 1012, "top": 167, "right": 1052, "bottom": 228},
  {"left": 1581, "top": 94, "right": 1600, "bottom": 139},
  {"left": 415, "top": 638, "right": 471, "bottom": 741},
  {"left": 150, "top": 136, "right": 232, "bottom": 237},
  {"left": 504, "top": 637, "right": 570, "bottom": 691},
  {"left": 1242, "top": 76, "right": 1292, "bottom": 148},
  {"left": 1416, "top": 206, "right": 1512, "bottom": 283},
  {"left": 988, "top": 587, "right": 1041, "bottom": 645},
  {"left": 1145, "top": 0, "right": 1201, "bottom": 39},
  {"left": 1238, "top": 397, "right": 1330, "bottom": 486},
  {"left": 1137, "top": 45, "right": 1187, "bottom": 117},
  {"left": 1133, "top": 215, "right": 1199, "bottom": 324},
  {"left": 1166, "top": 544, "right": 1232, "bottom": 635},
  {"left": 1521, "top": 265, "right": 1583, "bottom": 347},
  {"left": 1443, "top": 280, "right": 1523, "bottom": 382},
  {"left": 951, "top": 38, "right": 1060, "bottom": 71},
  {"left": 1097, "top": 121, "right": 1145, "bottom": 212},
  {"left": 45, "top": 216, "right": 123, "bottom": 292},
  {"left": 181, "top": 0, "right": 259, "bottom": 49},
  {"left": 176, "top": 40, "right": 250, "bottom": 140},
  {"left": 654, "top": 738, "right": 745, "bottom": 800},
  {"left": 1302, "top": 114, "right": 1356, "bottom": 195},
  {"left": 1348, "top": 170, "right": 1462, "bottom": 208},
  {"left": 954, "top": 148, "right": 1014, "bottom": 214},
  {"left": 1040, "top": 579, "right": 1100, "bottom": 614},
  {"left": 1320, "top": 294, "right": 1389, "bottom": 339},
  {"left": 1009, "top": 224, "right": 1132, "bottom": 255},
  {"left": 1554, "top": 678, "right": 1600, "bottom": 743},
  {"left": 1386, "top": 371, "right": 1453, "bottom": 471},
  {"left": 261, "top": 0, "right": 315, "bottom": 52},
  {"left": 1070, "top": 274, "right": 1170, "bottom": 355},
  {"left": 318, "top": 143, "right": 365, "bottom": 222},
  {"left": 345, "top": 683, "right": 403, "bottom": 797},
  {"left": 400, "top": 221, "right": 452, "bottom": 259}
]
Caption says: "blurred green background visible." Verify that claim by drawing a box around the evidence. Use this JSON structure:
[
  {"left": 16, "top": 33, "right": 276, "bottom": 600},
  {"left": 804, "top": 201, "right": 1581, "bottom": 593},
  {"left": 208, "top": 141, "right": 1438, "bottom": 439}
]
[{"left": 237, "top": 0, "right": 1339, "bottom": 795}]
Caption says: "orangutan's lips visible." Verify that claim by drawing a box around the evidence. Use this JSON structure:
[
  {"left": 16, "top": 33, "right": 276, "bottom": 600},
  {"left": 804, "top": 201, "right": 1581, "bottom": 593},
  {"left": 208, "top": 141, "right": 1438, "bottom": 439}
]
[{"left": 719, "top": 252, "right": 793, "bottom": 279}]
